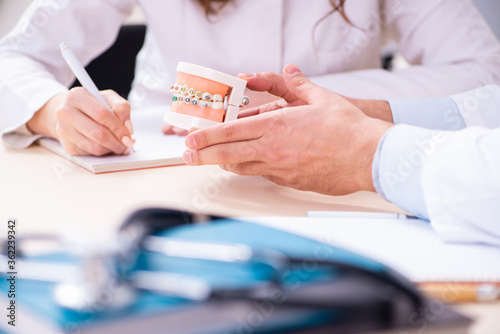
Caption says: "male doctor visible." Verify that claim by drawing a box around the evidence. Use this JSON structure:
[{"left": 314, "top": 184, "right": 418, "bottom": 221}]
[{"left": 182, "top": 64, "right": 500, "bottom": 247}]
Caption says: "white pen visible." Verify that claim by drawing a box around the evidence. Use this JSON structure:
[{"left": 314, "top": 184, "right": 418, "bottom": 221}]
[
  {"left": 307, "top": 211, "right": 418, "bottom": 220},
  {"left": 60, "top": 42, "right": 134, "bottom": 152}
]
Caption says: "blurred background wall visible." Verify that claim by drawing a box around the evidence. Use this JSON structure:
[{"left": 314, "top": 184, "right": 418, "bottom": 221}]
[
  {"left": 0, "top": 0, "right": 499, "bottom": 50},
  {"left": 473, "top": 0, "right": 500, "bottom": 40},
  {"left": 0, "top": 0, "right": 145, "bottom": 38},
  {"left": 0, "top": 0, "right": 32, "bottom": 38}
]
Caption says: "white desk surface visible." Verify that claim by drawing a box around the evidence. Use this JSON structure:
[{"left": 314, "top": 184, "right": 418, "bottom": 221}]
[
  {"left": 1, "top": 141, "right": 499, "bottom": 333},
  {"left": 1, "top": 141, "right": 403, "bottom": 236}
]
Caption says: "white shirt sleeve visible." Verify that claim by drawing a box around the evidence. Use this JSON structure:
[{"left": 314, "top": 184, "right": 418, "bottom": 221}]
[
  {"left": 389, "top": 97, "right": 466, "bottom": 130},
  {"left": 388, "top": 85, "right": 500, "bottom": 130},
  {"left": 312, "top": 0, "right": 500, "bottom": 100},
  {"left": 2, "top": 123, "right": 44, "bottom": 149},
  {"left": 0, "top": 0, "right": 136, "bottom": 148},
  {"left": 373, "top": 124, "right": 500, "bottom": 246}
]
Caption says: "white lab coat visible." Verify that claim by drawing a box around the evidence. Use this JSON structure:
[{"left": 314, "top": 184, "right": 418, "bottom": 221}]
[
  {"left": 1, "top": 0, "right": 500, "bottom": 144},
  {"left": 376, "top": 86, "right": 500, "bottom": 246},
  {"left": 423, "top": 126, "right": 500, "bottom": 247}
]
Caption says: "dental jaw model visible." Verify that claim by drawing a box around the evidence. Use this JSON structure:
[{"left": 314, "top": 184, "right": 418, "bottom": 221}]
[{"left": 163, "top": 62, "right": 250, "bottom": 130}]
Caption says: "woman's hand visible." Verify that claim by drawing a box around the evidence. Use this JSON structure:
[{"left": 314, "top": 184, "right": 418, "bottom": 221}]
[
  {"left": 160, "top": 124, "right": 189, "bottom": 136},
  {"left": 27, "top": 88, "right": 134, "bottom": 156}
]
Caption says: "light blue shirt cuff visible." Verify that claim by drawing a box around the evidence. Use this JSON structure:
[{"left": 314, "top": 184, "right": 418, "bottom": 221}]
[
  {"left": 389, "top": 97, "right": 465, "bottom": 130},
  {"left": 372, "top": 124, "right": 437, "bottom": 220}
]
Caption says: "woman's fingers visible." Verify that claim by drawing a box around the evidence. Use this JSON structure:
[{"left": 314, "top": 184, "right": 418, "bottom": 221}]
[
  {"left": 102, "top": 90, "right": 132, "bottom": 123},
  {"left": 161, "top": 124, "right": 189, "bottom": 136},
  {"left": 56, "top": 102, "right": 129, "bottom": 155},
  {"left": 57, "top": 124, "right": 113, "bottom": 156},
  {"left": 174, "top": 127, "right": 190, "bottom": 136},
  {"left": 60, "top": 139, "right": 92, "bottom": 156},
  {"left": 67, "top": 88, "right": 134, "bottom": 150},
  {"left": 161, "top": 124, "right": 175, "bottom": 135}
]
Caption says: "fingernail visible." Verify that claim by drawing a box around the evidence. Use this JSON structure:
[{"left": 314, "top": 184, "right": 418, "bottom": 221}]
[
  {"left": 122, "top": 136, "right": 134, "bottom": 149},
  {"left": 239, "top": 73, "right": 256, "bottom": 78},
  {"left": 285, "top": 64, "right": 302, "bottom": 75},
  {"left": 183, "top": 150, "right": 192, "bottom": 165},
  {"left": 185, "top": 136, "right": 197, "bottom": 149},
  {"left": 125, "top": 120, "right": 134, "bottom": 135}
]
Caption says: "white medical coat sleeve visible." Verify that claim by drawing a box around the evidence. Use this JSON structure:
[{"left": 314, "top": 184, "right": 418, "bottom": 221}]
[
  {"left": 3, "top": 124, "right": 44, "bottom": 149},
  {"left": 450, "top": 85, "right": 500, "bottom": 128},
  {"left": 0, "top": 0, "right": 136, "bottom": 146},
  {"left": 373, "top": 124, "right": 500, "bottom": 246},
  {"left": 372, "top": 125, "right": 431, "bottom": 219},
  {"left": 312, "top": 0, "right": 500, "bottom": 100}
]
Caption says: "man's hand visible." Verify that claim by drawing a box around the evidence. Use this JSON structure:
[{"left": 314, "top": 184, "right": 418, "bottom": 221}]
[
  {"left": 27, "top": 88, "right": 134, "bottom": 156},
  {"left": 238, "top": 72, "right": 394, "bottom": 123},
  {"left": 183, "top": 64, "right": 393, "bottom": 195},
  {"left": 236, "top": 71, "right": 306, "bottom": 119}
]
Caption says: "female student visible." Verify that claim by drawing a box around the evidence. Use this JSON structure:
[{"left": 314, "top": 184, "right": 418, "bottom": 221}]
[{"left": 1, "top": 0, "right": 499, "bottom": 156}]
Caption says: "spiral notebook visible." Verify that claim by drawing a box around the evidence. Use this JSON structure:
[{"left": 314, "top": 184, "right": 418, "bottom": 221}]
[{"left": 39, "top": 107, "right": 185, "bottom": 173}]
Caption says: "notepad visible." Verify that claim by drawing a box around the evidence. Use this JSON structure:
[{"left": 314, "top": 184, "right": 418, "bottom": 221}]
[
  {"left": 39, "top": 106, "right": 185, "bottom": 173},
  {"left": 244, "top": 217, "right": 500, "bottom": 283}
]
